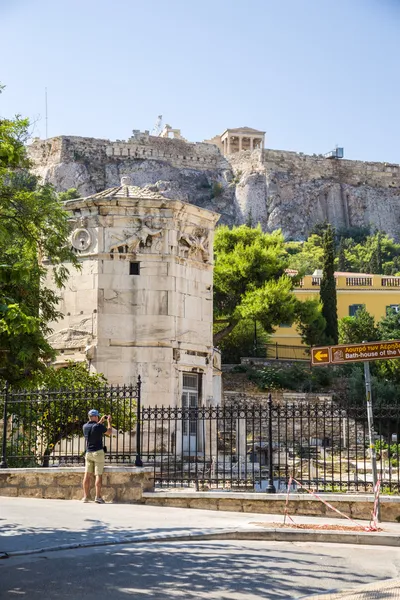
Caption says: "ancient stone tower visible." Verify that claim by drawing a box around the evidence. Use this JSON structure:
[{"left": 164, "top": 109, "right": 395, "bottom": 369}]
[{"left": 47, "top": 177, "right": 221, "bottom": 407}]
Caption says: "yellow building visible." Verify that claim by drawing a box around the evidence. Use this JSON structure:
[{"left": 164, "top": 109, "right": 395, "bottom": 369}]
[{"left": 272, "top": 271, "right": 400, "bottom": 354}]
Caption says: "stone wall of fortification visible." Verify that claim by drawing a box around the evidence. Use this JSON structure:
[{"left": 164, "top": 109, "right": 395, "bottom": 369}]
[{"left": 27, "top": 134, "right": 400, "bottom": 240}]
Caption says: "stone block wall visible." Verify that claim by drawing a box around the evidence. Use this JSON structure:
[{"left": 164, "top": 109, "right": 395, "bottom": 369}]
[
  {"left": 142, "top": 491, "right": 400, "bottom": 522},
  {"left": 0, "top": 467, "right": 154, "bottom": 503}
]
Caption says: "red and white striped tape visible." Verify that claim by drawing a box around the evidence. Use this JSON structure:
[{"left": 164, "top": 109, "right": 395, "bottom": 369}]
[{"left": 283, "top": 477, "right": 380, "bottom": 532}]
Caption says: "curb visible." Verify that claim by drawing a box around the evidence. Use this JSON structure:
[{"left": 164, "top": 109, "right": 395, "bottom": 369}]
[{"left": 1, "top": 527, "right": 400, "bottom": 559}]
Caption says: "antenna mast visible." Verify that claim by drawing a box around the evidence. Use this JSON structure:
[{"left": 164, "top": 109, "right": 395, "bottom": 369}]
[{"left": 45, "top": 87, "right": 48, "bottom": 139}]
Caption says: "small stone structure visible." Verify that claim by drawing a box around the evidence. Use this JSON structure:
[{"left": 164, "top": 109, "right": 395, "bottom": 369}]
[
  {"left": 0, "top": 467, "right": 154, "bottom": 503},
  {"left": 47, "top": 178, "right": 221, "bottom": 407},
  {"left": 220, "top": 127, "right": 265, "bottom": 155}
]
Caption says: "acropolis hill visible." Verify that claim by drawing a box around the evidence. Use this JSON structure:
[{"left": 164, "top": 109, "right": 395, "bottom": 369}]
[{"left": 28, "top": 125, "right": 400, "bottom": 240}]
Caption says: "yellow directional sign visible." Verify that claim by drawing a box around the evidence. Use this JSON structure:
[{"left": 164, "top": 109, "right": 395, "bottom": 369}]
[
  {"left": 311, "top": 346, "right": 331, "bottom": 366},
  {"left": 311, "top": 340, "right": 400, "bottom": 366}
]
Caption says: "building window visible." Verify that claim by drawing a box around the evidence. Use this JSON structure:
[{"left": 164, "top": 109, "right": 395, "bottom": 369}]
[
  {"left": 129, "top": 262, "right": 140, "bottom": 275},
  {"left": 386, "top": 304, "right": 400, "bottom": 315},
  {"left": 349, "top": 304, "right": 365, "bottom": 317}
]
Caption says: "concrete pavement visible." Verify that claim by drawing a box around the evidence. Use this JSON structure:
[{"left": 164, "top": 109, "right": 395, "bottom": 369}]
[
  {"left": 2, "top": 498, "right": 400, "bottom": 599},
  {"left": 2, "top": 496, "right": 400, "bottom": 556},
  {"left": 305, "top": 577, "right": 400, "bottom": 598}
]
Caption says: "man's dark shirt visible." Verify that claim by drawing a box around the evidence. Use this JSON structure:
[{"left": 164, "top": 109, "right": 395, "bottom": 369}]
[{"left": 83, "top": 422, "right": 107, "bottom": 452}]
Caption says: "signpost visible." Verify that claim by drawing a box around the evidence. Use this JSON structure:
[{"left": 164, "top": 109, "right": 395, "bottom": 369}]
[
  {"left": 311, "top": 340, "right": 400, "bottom": 366},
  {"left": 310, "top": 340, "right": 400, "bottom": 522}
]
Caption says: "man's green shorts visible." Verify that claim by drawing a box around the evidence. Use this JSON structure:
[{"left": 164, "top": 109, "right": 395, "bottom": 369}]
[{"left": 85, "top": 449, "right": 105, "bottom": 476}]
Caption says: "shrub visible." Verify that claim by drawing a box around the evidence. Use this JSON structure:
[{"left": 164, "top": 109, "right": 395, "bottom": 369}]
[{"left": 212, "top": 182, "right": 224, "bottom": 198}]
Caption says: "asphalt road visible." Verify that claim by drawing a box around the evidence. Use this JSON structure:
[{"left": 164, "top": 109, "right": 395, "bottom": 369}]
[{"left": 1, "top": 540, "right": 400, "bottom": 600}]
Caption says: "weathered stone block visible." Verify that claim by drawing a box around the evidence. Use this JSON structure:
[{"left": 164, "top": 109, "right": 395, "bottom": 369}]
[
  {"left": 57, "top": 473, "right": 82, "bottom": 487},
  {"left": 19, "top": 474, "right": 38, "bottom": 487},
  {"left": 102, "top": 487, "right": 117, "bottom": 502},
  {"left": 0, "top": 487, "right": 18, "bottom": 497},
  {"left": 18, "top": 487, "right": 43, "bottom": 499},
  {"left": 291, "top": 500, "right": 325, "bottom": 516},
  {"left": 108, "top": 472, "right": 134, "bottom": 485},
  {"left": 189, "top": 499, "right": 218, "bottom": 511},
  {"left": 36, "top": 474, "right": 58, "bottom": 487},
  {"left": 44, "top": 486, "right": 71, "bottom": 500},
  {"left": 381, "top": 504, "right": 400, "bottom": 522},
  {"left": 118, "top": 487, "right": 142, "bottom": 502},
  {"left": 0, "top": 474, "right": 19, "bottom": 486},
  {"left": 348, "top": 502, "right": 370, "bottom": 519},
  {"left": 217, "top": 499, "right": 244, "bottom": 512},
  {"left": 159, "top": 497, "right": 188, "bottom": 508},
  {"left": 71, "top": 488, "right": 85, "bottom": 500},
  {"left": 242, "top": 501, "right": 275, "bottom": 514}
]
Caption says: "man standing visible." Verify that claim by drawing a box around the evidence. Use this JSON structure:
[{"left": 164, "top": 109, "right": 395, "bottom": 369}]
[{"left": 82, "top": 409, "right": 112, "bottom": 503}]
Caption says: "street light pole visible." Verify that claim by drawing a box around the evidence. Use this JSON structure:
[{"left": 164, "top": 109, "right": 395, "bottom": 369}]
[{"left": 363, "top": 361, "right": 380, "bottom": 522}]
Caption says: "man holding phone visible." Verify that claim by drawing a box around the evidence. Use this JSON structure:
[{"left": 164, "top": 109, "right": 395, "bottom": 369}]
[{"left": 82, "top": 409, "right": 112, "bottom": 503}]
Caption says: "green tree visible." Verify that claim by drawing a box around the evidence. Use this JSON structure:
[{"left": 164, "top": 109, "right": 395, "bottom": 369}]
[
  {"left": 337, "top": 237, "right": 348, "bottom": 271},
  {"left": 320, "top": 224, "right": 338, "bottom": 344},
  {"left": 339, "top": 308, "right": 380, "bottom": 344},
  {"left": 213, "top": 225, "right": 297, "bottom": 345},
  {"left": 58, "top": 188, "right": 80, "bottom": 202},
  {"left": 8, "top": 362, "right": 137, "bottom": 467},
  {"left": 369, "top": 231, "right": 383, "bottom": 274},
  {"left": 294, "top": 299, "right": 327, "bottom": 348},
  {"left": 0, "top": 113, "right": 79, "bottom": 384},
  {"left": 286, "top": 234, "right": 324, "bottom": 274},
  {"left": 378, "top": 308, "right": 400, "bottom": 341},
  {"left": 215, "top": 319, "right": 269, "bottom": 363}
]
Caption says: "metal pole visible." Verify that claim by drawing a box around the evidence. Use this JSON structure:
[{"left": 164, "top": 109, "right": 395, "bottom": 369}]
[
  {"left": 135, "top": 375, "right": 143, "bottom": 467},
  {"left": 266, "top": 393, "right": 276, "bottom": 493},
  {"left": 0, "top": 382, "right": 9, "bottom": 469},
  {"left": 363, "top": 361, "right": 380, "bottom": 522}
]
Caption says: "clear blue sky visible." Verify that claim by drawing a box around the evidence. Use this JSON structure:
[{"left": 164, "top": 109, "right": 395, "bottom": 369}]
[{"left": 1, "top": 0, "right": 400, "bottom": 163}]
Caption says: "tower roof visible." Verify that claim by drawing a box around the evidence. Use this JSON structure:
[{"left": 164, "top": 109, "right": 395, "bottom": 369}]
[{"left": 78, "top": 184, "right": 167, "bottom": 202}]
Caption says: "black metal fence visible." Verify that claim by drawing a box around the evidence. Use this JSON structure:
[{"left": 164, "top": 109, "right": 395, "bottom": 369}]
[
  {"left": 0, "top": 380, "right": 141, "bottom": 468},
  {"left": 265, "top": 343, "right": 310, "bottom": 361},
  {"left": 140, "top": 397, "right": 400, "bottom": 493},
  {"left": 3, "top": 382, "right": 400, "bottom": 494}
]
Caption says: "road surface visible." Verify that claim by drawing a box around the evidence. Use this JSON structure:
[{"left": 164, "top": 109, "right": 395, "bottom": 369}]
[{"left": 1, "top": 540, "right": 400, "bottom": 599}]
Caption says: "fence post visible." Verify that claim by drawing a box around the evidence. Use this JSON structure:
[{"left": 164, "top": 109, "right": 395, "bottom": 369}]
[
  {"left": 0, "top": 382, "right": 9, "bottom": 469},
  {"left": 135, "top": 375, "right": 143, "bottom": 467},
  {"left": 266, "top": 393, "right": 276, "bottom": 493},
  {"left": 275, "top": 342, "right": 278, "bottom": 360}
]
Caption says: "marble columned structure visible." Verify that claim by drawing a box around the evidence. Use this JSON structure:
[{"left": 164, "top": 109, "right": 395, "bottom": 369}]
[{"left": 46, "top": 177, "right": 221, "bottom": 409}]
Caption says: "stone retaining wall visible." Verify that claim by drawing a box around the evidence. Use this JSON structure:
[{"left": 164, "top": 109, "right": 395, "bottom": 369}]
[
  {"left": 142, "top": 491, "right": 400, "bottom": 522},
  {"left": 0, "top": 467, "right": 154, "bottom": 503}
]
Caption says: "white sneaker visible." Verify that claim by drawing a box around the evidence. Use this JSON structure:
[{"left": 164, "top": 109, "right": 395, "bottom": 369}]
[{"left": 82, "top": 497, "right": 90, "bottom": 503}]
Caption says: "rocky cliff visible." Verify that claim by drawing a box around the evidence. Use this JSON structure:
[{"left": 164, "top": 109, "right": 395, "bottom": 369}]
[{"left": 27, "top": 133, "right": 400, "bottom": 240}]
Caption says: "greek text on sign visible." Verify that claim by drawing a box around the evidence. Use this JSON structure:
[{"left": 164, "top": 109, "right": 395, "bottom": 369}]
[{"left": 331, "top": 341, "right": 400, "bottom": 363}]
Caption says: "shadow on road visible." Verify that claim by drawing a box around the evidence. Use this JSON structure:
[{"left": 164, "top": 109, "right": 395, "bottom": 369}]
[{"left": 0, "top": 538, "right": 380, "bottom": 599}]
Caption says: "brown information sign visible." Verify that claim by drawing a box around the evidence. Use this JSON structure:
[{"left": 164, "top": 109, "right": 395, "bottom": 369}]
[
  {"left": 311, "top": 340, "right": 400, "bottom": 366},
  {"left": 331, "top": 340, "right": 400, "bottom": 364}
]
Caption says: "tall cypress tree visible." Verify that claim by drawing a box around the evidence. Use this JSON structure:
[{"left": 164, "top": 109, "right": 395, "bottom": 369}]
[
  {"left": 337, "top": 237, "right": 347, "bottom": 272},
  {"left": 369, "top": 231, "right": 383, "bottom": 274},
  {"left": 320, "top": 224, "right": 338, "bottom": 344}
]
